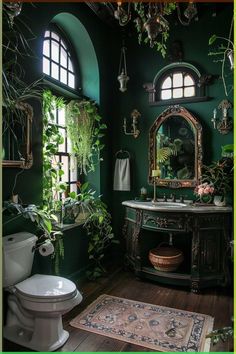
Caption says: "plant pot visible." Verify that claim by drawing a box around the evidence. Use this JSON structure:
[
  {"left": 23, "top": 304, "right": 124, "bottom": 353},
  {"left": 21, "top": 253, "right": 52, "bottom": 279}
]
[
  {"left": 75, "top": 211, "right": 90, "bottom": 223},
  {"left": 149, "top": 245, "right": 184, "bottom": 272},
  {"left": 200, "top": 194, "right": 213, "bottom": 204},
  {"left": 213, "top": 195, "right": 226, "bottom": 207}
]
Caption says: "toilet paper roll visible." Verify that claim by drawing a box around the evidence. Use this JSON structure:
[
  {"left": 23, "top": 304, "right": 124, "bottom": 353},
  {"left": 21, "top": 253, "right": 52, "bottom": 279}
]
[{"left": 39, "top": 241, "right": 54, "bottom": 256}]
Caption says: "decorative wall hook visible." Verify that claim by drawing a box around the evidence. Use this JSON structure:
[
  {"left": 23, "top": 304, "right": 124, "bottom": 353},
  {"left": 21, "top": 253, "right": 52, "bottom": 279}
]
[
  {"left": 211, "top": 99, "right": 232, "bottom": 134},
  {"left": 123, "top": 109, "right": 141, "bottom": 138}
]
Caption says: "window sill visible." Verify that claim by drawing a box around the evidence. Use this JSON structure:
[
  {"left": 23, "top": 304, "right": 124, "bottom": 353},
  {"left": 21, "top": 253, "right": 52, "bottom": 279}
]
[
  {"left": 148, "top": 96, "right": 209, "bottom": 106},
  {"left": 54, "top": 220, "right": 85, "bottom": 231}
]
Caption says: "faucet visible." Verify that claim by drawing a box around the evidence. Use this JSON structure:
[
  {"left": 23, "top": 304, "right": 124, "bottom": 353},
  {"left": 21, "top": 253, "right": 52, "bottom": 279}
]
[
  {"left": 163, "top": 194, "right": 168, "bottom": 202},
  {"left": 170, "top": 193, "right": 176, "bottom": 202}
]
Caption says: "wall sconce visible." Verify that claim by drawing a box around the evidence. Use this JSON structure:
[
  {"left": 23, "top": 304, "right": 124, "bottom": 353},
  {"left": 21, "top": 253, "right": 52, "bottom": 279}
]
[
  {"left": 123, "top": 109, "right": 141, "bottom": 138},
  {"left": 117, "top": 45, "right": 129, "bottom": 92},
  {"left": 211, "top": 99, "right": 232, "bottom": 134}
]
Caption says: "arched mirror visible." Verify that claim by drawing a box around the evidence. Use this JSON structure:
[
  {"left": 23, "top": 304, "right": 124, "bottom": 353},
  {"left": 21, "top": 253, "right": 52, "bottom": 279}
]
[{"left": 149, "top": 105, "right": 202, "bottom": 188}]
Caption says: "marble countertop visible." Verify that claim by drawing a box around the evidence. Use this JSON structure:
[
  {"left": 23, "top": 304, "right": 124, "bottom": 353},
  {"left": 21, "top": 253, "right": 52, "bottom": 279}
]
[{"left": 122, "top": 200, "right": 232, "bottom": 213}]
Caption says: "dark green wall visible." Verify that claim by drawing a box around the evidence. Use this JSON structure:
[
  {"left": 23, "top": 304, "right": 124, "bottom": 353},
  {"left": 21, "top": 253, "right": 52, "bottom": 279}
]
[
  {"left": 2, "top": 3, "right": 233, "bottom": 278},
  {"left": 111, "top": 4, "right": 233, "bottom": 240}
]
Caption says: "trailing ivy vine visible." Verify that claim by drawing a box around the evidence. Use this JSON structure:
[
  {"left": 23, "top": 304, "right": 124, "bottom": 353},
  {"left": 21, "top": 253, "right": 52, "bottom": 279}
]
[{"left": 42, "top": 90, "right": 67, "bottom": 274}]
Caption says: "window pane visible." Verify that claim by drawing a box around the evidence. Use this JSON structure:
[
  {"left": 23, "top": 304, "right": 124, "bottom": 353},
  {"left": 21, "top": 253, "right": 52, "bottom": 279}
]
[
  {"left": 42, "top": 29, "right": 76, "bottom": 90},
  {"left": 51, "top": 32, "right": 59, "bottom": 41},
  {"left": 58, "top": 128, "right": 66, "bottom": 152},
  {"left": 44, "top": 30, "right": 50, "bottom": 37},
  {"left": 61, "top": 39, "right": 67, "bottom": 50},
  {"left": 184, "top": 86, "right": 195, "bottom": 97},
  {"left": 173, "top": 73, "right": 183, "bottom": 87},
  {"left": 51, "top": 62, "right": 59, "bottom": 80},
  {"left": 61, "top": 47, "right": 67, "bottom": 68},
  {"left": 68, "top": 58, "right": 73, "bottom": 72},
  {"left": 70, "top": 157, "right": 78, "bottom": 181},
  {"left": 58, "top": 107, "right": 65, "bottom": 126},
  {"left": 51, "top": 40, "right": 59, "bottom": 62},
  {"left": 60, "top": 67, "right": 67, "bottom": 85},
  {"left": 61, "top": 156, "right": 69, "bottom": 182},
  {"left": 43, "top": 57, "right": 50, "bottom": 75},
  {"left": 43, "top": 39, "right": 50, "bottom": 57},
  {"left": 184, "top": 75, "right": 194, "bottom": 86},
  {"left": 70, "top": 183, "right": 77, "bottom": 194},
  {"left": 173, "top": 88, "right": 183, "bottom": 98},
  {"left": 161, "top": 76, "right": 171, "bottom": 89},
  {"left": 68, "top": 73, "right": 75, "bottom": 88},
  {"left": 49, "top": 109, "right": 57, "bottom": 123},
  {"left": 161, "top": 89, "right": 172, "bottom": 100}
]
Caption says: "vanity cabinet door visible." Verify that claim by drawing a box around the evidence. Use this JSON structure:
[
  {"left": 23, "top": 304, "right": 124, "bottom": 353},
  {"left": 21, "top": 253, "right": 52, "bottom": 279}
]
[
  {"left": 191, "top": 213, "right": 230, "bottom": 291},
  {"left": 198, "top": 230, "right": 222, "bottom": 274},
  {"left": 123, "top": 208, "right": 143, "bottom": 271},
  {"left": 123, "top": 219, "right": 136, "bottom": 269}
]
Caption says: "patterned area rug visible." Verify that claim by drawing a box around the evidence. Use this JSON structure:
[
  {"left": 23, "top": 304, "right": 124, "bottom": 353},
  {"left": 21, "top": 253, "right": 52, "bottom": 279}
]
[{"left": 70, "top": 294, "right": 214, "bottom": 352}]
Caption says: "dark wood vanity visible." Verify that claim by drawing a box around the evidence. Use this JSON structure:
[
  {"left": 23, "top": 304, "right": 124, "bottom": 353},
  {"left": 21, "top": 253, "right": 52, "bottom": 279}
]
[{"left": 122, "top": 201, "right": 232, "bottom": 292}]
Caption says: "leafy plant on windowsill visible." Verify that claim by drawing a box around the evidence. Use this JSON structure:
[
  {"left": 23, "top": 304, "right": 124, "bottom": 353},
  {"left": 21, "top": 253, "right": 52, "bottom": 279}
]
[
  {"left": 208, "top": 16, "right": 234, "bottom": 97},
  {"left": 63, "top": 181, "right": 95, "bottom": 224},
  {"left": 66, "top": 99, "right": 107, "bottom": 175},
  {"left": 62, "top": 181, "right": 117, "bottom": 280}
]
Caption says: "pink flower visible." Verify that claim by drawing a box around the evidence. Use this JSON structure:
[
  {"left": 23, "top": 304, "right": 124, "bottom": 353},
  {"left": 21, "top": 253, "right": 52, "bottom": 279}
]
[{"left": 195, "top": 182, "right": 214, "bottom": 197}]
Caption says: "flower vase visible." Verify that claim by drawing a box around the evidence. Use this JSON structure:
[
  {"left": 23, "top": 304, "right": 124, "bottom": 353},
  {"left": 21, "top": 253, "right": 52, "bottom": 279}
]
[
  {"left": 200, "top": 195, "right": 213, "bottom": 204},
  {"left": 213, "top": 195, "right": 226, "bottom": 207}
]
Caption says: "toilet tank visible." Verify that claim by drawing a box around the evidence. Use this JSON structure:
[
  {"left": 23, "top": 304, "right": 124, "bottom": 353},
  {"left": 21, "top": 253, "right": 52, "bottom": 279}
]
[{"left": 3, "top": 232, "right": 38, "bottom": 288}]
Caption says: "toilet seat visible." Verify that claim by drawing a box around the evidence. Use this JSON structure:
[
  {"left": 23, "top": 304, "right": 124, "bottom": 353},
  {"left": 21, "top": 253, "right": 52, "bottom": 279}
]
[{"left": 15, "top": 274, "right": 78, "bottom": 302}]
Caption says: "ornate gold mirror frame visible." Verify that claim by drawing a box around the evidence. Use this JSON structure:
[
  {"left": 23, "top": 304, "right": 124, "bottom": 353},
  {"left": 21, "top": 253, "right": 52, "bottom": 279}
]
[
  {"left": 2, "top": 101, "right": 33, "bottom": 169},
  {"left": 149, "top": 105, "right": 202, "bottom": 188}
]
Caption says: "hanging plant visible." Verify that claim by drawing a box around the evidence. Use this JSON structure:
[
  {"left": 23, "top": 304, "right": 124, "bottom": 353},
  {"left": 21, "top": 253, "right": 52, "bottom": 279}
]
[
  {"left": 66, "top": 100, "right": 107, "bottom": 175},
  {"left": 133, "top": 2, "right": 176, "bottom": 57},
  {"left": 208, "top": 16, "right": 234, "bottom": 97}
]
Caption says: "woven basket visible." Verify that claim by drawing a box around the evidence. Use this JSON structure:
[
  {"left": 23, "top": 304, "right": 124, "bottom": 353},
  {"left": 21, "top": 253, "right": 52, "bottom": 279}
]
[{"left": 149, "top": 245, "right": 184, "bottom": 272}]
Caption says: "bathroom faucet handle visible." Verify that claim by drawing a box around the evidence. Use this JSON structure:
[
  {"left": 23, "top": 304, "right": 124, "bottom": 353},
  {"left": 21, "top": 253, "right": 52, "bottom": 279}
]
[
  {"left": 180, "top": 195, "right": 184, "bottom": 203},
  {"left": 163, "top": 194, "right": 168, "bottom": 202}
]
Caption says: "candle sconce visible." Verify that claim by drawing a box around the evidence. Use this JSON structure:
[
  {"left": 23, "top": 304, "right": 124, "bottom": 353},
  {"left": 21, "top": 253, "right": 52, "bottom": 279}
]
[
  {"left": 123, "top": 109, "right": 141, "bottom": 138},
  {"left": 211, "top": 99, "right": 232, "bottom": 135}
]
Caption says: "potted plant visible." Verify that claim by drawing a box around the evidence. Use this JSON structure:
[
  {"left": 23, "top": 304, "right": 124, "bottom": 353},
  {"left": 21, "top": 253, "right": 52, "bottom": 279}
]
[
  {"left": 62, "top": 181, "right": 95, "bottom": 224},
  {"left": 200, "top": 158, "right": 233, "bottom": 206}
]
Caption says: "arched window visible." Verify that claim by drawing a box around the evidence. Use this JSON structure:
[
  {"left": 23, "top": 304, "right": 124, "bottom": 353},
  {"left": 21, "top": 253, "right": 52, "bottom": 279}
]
[
  {"left": 160, "top": 71, "right": 195, "bottom": 100},
  {"left": 144, "top": 62, "right": 210, "bottom": 105},
  {"left": 43, "top": 29, "right": 76, "bottom": 89},
  {"left": 42, "top": 26, "right": 79, "bottom": 199}
]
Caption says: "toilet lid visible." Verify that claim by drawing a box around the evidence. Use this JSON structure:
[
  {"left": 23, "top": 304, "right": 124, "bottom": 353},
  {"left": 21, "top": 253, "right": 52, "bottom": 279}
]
[{"left": 15, "top": 274, "right": 77, "bottom": 300}]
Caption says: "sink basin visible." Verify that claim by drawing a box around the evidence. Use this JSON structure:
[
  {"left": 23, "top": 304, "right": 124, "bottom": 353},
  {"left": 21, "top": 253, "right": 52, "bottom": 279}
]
[{"left": 153, "top": 202, "right": 187, "bottom": 207}]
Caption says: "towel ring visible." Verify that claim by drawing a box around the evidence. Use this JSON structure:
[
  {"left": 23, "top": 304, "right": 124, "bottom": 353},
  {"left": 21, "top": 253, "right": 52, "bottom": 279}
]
[{"left": 115, "top": 149, "right": 130, "bottom": 158}]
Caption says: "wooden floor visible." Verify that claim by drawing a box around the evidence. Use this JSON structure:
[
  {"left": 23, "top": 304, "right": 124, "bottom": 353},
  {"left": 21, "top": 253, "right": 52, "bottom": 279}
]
[{"left": 3, "top": 267, "right": 233, "bottom": 352}]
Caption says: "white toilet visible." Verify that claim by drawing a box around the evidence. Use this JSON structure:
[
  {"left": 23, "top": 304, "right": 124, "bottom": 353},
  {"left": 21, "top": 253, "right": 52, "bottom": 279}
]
[{"left": 3, "top": 232, "right": 83, "bottom": 351}]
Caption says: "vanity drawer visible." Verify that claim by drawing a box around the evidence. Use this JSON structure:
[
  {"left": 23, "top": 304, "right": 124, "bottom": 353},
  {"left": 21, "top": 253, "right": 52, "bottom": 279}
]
[
  {"left": 125, "top": 207, "right": 137, "bottom": 222},
  {"left": 142, "top": 211, "right": 187, "bottom": 232}
]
